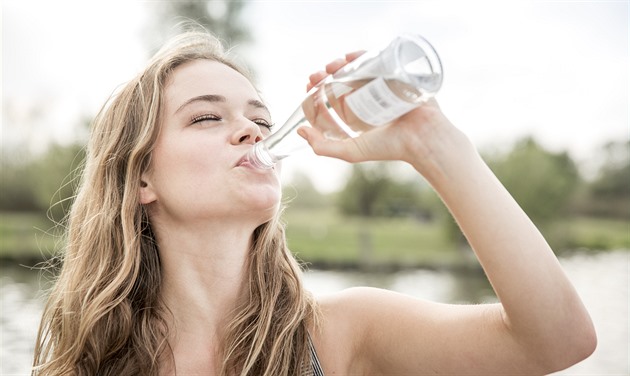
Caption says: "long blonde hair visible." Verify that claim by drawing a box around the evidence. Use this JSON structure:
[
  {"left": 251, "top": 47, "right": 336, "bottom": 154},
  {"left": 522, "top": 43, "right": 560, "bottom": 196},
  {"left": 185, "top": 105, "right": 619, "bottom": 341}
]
[{"left": 33, "top": 29, "right": 318, "bottom": 376}]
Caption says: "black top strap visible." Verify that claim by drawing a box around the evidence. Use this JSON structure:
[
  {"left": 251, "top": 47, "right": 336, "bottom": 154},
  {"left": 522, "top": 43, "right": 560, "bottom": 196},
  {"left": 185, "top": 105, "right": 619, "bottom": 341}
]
[{"left": 306, "top": 333, "right": 325, "bottom": 376}]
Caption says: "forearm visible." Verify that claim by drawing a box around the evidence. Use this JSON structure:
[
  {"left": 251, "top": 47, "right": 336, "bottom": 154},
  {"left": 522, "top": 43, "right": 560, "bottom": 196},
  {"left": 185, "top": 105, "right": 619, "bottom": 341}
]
[{"left": 411, "top": 123, "right": 595, "bottom": 362}]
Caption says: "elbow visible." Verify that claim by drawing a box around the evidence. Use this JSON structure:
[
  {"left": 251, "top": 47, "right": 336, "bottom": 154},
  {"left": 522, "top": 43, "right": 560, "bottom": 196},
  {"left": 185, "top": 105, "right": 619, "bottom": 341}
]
[
  {"left": 542, "top": 312, "right": 598, "bottom": 373},
  {"left": 559, "top": 325, "right": 597, "bottom": 373},
  {"left": 571, "top": 319, "right": 598, "bottom": 365},
  {"left": 568, "top": 309, "right": 598, "bottom": 365}
]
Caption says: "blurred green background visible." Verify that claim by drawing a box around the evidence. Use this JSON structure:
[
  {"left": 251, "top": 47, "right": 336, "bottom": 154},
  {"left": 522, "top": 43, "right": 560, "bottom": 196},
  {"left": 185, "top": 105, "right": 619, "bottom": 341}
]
[{"left": 2, "top": 135, "right": 628, "bottom": 267}]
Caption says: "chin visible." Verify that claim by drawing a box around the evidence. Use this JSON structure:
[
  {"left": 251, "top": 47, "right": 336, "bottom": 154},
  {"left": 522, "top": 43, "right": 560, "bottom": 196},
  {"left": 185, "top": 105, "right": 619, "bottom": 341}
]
[
  {"left": 254, "top": 192, "right": 282, "bottom": 213},
  {"left": 239, "top": 184, "right": 281, "bottom": 211}
]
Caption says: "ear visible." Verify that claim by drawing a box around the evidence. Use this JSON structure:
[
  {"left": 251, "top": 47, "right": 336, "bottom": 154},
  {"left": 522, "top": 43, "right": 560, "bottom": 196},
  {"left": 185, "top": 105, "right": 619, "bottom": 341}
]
[{"left": 139, "top": 173, "right": 157, "bottom": 205}]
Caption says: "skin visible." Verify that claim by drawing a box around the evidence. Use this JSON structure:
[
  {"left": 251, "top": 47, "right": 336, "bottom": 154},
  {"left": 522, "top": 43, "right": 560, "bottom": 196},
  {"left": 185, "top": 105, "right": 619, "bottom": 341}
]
[{"left": 139, "top": 56, "right": 596, "bottom": 375}]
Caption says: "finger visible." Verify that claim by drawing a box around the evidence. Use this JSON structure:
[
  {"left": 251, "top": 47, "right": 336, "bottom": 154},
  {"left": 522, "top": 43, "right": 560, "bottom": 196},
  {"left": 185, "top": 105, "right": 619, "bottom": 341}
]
[
  {"left": 324, "top": 51, "right": 366, "bottom": 75},
  {"left": 307, "top": 50, "right": 367, "bottom": 91},
  {"left": 325, "top": 58, "right": 348, "bottom": 74},
  {"left": 345, "top": 50, "right": 366, "bottom": 62},
  {"left": 307, "top": 70, "right": 328, "bottom": 91}
]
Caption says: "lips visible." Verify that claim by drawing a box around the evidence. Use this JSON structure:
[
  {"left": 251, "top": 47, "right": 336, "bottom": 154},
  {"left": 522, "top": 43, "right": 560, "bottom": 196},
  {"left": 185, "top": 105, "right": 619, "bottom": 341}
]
[
  {"left": 235, "top": 148, "right": 275, "bottom": 171},
  {"left": 235, "top": 153, "right": 260, "bottom": 169},
  {"left": 236, "top": 155, "right": 249, "bottom": 167}
]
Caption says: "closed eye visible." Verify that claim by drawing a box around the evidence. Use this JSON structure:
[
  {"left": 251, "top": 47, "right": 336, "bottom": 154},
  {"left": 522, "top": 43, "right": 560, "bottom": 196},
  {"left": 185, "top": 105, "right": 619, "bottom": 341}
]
[
  {"left": 190, "top": 113, "right": 221, "bottom": 125},
  {"left": 252, "top": 118, "right": 274, "bottom": 131}
]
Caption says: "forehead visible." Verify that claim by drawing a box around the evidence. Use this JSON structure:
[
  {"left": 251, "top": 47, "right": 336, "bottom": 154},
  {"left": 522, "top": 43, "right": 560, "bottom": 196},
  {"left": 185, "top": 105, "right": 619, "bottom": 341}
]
[{"left": 164, "top": 59, "right": 259, "bottom": 109}]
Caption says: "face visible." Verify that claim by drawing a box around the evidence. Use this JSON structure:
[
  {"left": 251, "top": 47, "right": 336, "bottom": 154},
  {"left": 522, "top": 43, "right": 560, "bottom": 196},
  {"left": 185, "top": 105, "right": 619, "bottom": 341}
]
[{"left": 140, "top": 59, "right": 281, "bottom": 227}]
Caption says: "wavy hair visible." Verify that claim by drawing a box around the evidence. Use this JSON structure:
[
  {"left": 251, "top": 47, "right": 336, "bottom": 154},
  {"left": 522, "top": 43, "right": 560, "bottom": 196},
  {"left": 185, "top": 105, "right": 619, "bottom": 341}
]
[{"left": 33, "top": 29, "right": 319, "bottom": 375}]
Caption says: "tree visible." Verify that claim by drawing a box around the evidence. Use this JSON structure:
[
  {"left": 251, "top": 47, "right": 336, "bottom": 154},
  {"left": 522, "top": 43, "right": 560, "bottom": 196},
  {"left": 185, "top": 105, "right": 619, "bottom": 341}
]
[
  {"left": 581, "top": 140, "right": 630, "bottom": 219},
  {"left": 0, "top": 158, "right": 40, "bottom": 212},
  {"left": 489, "top": 137, "right": 582, "bottom": 224},
  {"left": 30, "top": 143, "right": 86, "bottom": 221},
  {"left": 283, "top": 171, "right": 330, "bottom": 209},
  {"left": 337, "top": 162, "right": 431, "bottom": 218},
  {"left": 145, "top": 0, "right": 252, "bottom": 52},
  {"left": 338, "top": 163, "right": 390, "bottom": 217},
  {"left": 0, "top": 143, "right": 84, "bottom": 216}
]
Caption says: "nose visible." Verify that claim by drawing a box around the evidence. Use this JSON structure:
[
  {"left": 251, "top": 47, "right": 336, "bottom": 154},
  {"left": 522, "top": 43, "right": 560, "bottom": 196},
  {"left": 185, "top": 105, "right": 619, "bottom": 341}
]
[{"left": 232, "top": 119, "right": 263, "bottom": 145}]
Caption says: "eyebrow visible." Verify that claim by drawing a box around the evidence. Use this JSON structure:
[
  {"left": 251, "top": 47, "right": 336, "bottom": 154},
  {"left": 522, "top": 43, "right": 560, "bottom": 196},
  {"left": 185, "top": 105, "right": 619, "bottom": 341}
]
[
  {"left": 174, "top": 94, "right": 270, "bottom": 115},
  {"left": 247, "top": 99, "right": 269, "bottom": 112}
]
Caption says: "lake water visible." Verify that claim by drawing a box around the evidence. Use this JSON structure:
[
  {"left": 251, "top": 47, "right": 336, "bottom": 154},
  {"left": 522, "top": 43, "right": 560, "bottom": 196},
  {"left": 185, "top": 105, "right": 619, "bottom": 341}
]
[{"left": 2, "top": 250, "right": 628, "bottom": 375}]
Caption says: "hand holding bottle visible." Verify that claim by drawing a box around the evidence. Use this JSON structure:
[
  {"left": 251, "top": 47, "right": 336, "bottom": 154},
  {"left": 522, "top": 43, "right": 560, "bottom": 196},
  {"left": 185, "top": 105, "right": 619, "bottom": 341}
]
[
  {"left": 246, "top": 34, "right": 444, "bottom": 170},
  {"left": 298, "top": 52, "right": 464, "bottom": 181}
]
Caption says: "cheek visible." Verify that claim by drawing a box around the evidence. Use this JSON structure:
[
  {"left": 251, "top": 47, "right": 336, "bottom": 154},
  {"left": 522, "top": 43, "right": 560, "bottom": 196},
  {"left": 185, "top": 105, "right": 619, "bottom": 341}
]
[{"left": 152, "top": 137, "right": 225, "bottom": 191}]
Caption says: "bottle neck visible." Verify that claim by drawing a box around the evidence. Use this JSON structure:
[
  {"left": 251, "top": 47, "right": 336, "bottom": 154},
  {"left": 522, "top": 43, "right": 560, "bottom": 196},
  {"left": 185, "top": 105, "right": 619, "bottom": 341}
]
[{"left": 246, "top": 142, "right": 277, "bottom": 169}]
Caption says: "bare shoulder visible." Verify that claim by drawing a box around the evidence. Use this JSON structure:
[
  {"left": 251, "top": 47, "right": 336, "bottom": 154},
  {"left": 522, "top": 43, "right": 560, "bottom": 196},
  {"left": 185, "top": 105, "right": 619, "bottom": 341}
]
[{"left": 310, "top": 287, "right": 389, "bottom": 375}]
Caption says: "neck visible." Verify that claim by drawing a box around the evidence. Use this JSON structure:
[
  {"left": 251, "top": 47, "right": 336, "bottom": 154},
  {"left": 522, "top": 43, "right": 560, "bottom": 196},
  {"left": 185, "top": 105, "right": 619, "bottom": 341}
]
[{"left": 156, "top": 219, "right": 259, "bottom": 342}]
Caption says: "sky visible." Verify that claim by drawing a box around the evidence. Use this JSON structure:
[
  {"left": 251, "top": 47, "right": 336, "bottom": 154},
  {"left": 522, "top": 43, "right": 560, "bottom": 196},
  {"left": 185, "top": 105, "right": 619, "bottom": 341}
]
[{"left": 2, "top": 1, "right": 628, "bottom": 192}]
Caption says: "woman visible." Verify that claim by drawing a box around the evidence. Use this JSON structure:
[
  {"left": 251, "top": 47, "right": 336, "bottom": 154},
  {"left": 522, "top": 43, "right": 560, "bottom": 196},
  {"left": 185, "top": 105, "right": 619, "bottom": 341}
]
[{"left": 33, "top": 29, "right": 596, "bottom": 375}]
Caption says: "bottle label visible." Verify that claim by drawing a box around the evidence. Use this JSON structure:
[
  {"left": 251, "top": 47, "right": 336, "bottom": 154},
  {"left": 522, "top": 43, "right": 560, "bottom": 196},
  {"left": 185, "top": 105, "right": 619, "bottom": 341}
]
[{"left": 344, "top": 77, "right": 417, "bottom": 126}]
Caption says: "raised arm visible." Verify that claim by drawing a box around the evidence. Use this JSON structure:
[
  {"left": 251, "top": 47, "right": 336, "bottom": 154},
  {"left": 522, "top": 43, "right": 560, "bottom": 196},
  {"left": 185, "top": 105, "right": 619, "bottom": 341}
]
[{"left": 300, "top": 57, "right": 596, "bottom": 375}]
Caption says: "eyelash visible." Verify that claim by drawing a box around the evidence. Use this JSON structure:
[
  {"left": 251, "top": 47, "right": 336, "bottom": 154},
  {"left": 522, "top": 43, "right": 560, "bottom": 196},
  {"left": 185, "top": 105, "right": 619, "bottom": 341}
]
[
  {"left": 190, "top": 114, "right": 221, "bottom": 124},
  {"left": 190, "top": 114, "right": 274, "bottom": 130},
  {"left": 254, "top": 119, "right": 275, "bottom": 130}
]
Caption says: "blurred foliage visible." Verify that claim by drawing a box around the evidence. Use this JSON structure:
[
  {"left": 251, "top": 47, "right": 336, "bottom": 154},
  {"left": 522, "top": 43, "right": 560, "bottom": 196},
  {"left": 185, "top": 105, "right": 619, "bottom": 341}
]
[
  {"left": 578, "top": 140, "right": 629, "bottom": 219},
  {"left": 337, "top": 163, "right": 390, "bottom": 217},
  {"left": 1, "top": 135, "right": 628, "bottom": 260},
  {"left": 0, "top": 143, "right": 84, "bottom": 221},
  {"left": 337, "top": 162, "right": 433, "bottom": 219},
  {"left": 145, "top": 0, "right": 251, "bottom": 53},
  {"left": 0, "top": 158, "right": 40, "bottom": 212},
  {"left": 283, "top": 171, "right": 330, "bottom": 209},
  {"left": 488, "top": 137, "right": 582, "bottom": 224},
  {"left": 282, "top": 206, "right": 459, "bottom": 269},
  {"left": 33, "top": 144, "right": 85, "bottom": 222}
]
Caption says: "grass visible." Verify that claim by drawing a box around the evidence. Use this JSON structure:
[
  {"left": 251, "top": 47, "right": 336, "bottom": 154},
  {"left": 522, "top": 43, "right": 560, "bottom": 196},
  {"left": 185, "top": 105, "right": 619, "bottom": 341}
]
[
  {"left": 0, "top": 212, "right": 61, "bottom": 261},
  {"left": 1, "top": 209, "right": 628, "bottom": 268},
  {"left": 566, "top": 217, "right": 630, "bottom": 250},
  {"left": 282, "top": 207, "right": 470, "bottom": 269}
]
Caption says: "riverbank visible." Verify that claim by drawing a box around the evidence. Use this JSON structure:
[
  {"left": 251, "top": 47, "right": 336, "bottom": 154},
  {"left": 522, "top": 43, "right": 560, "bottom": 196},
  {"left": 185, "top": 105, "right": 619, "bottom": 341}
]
[
  {"left": 1, "top": 210, "right": 628, "bottom": 270},
  {"left": 2, "top": 250, "right": 628, "bottom": 375}
]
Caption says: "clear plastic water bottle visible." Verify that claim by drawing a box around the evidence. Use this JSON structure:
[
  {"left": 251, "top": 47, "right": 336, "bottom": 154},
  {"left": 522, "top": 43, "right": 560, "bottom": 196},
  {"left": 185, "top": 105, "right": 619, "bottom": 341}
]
[{"left": 246, "top": 34, "right": 444, "bottom": 169}]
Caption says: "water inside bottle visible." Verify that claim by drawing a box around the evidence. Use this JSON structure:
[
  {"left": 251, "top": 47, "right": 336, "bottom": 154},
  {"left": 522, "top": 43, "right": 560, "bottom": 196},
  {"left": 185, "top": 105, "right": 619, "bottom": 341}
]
[{"left": 301, "top": 76, "right": 428, "bottom": 137}]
